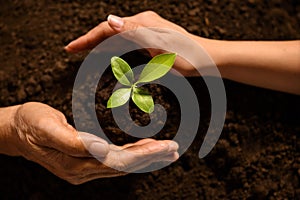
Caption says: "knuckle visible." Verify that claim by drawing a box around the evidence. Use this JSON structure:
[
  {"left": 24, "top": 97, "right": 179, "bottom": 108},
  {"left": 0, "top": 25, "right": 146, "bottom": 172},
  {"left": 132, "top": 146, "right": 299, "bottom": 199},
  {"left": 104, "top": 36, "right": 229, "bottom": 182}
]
[
  {"left": 55, "top": 110, "right": 66, "bottom": 121},
  {"left": 22, "top": 102, "right": 38, "bottom": 108},
  {"left": 143, "top": 10, "right": 159, "bottom": 18}
]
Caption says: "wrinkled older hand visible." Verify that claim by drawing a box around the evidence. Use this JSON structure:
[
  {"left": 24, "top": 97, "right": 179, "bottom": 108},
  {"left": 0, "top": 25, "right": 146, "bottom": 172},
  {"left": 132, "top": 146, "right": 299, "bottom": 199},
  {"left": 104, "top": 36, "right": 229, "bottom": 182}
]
[
  {"left": 0, "top": 102, "right": 179, "bottom": 184},
  {"left": 65, "top": 11, "right": 213, "bottom": 76}
]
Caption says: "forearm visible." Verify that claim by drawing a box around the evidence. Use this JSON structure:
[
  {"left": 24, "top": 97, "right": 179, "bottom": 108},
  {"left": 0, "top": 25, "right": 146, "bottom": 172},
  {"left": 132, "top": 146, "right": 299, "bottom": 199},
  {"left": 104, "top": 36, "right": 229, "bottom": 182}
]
[
  {"left": 0, "top": 105, "right": 21, "bottom": 156},
  {"left": 194, "top": 36, "right": 300, "bottom": 95}
]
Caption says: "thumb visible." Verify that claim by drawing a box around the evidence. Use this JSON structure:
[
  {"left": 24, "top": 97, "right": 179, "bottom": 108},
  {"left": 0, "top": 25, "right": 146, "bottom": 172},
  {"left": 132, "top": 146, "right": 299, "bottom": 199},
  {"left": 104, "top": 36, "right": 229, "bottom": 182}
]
[
  {"left": 107, "top": 14, "right": 141, "bottom": 33},
  {"left": 77, "top": 131, "right": 109, "bottom": 158},
  {"left": 107, "top": 14, "right": 162, "bottom": 50}
]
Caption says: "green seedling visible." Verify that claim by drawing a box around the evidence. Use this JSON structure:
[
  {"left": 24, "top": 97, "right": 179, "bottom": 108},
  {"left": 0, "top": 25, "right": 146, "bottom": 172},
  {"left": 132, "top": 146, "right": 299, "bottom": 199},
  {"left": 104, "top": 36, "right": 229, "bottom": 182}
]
[{"left": 107, "top": 53, "right": 177, "bottom": 113}]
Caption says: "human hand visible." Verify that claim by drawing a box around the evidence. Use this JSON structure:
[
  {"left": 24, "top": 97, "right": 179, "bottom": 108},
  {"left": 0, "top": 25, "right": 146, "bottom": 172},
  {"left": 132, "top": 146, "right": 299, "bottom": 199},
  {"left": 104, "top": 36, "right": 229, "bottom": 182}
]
[
  {"left": 3, "top": 102, "right": 178, "bottom": 184},
  {"left": 65, "top": 11, "right": 216, "bottom": 76},
  {"left": 65, "top": 11, "right": 189, "bottom": 53}
]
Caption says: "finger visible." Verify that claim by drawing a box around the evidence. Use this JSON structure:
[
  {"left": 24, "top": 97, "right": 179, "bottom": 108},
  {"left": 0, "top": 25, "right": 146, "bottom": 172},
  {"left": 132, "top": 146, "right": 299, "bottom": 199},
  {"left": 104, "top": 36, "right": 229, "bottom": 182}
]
[
  {"left": 107, "top": 14, "right": 140, "bottom": 32},
  {"left": 107, "top": 14, "right": 145, "bottom": 42},
  {"left": 160, "top": 151, "right": 180, "bottom": 162},
  {"left": 73, "top": 168, "right": 127, "bottom": 184},
  {"left": 121, "top": 138, "right": 156, "bottom": 148},
  {"left": 71, "top": 170, "right": 126, "bottom": 185},
  {"left": 102, "top": 140, "right": 179, "bottom": 172},
  {"left": 29, "top": 147, "right": 123, "bottom": 184},
  {"left": 60, "top": 151, "right": 179, "bottom": 184},
  {"left": 124, "top": 148, "right": 179, "bottom": 172},
  {"left": 60, "top": 141, "right": 178, "bottom": 183},
  {"left": 65, "top": 21, "right": 117, "bottom": 53},
  {"left": 120, "top": 140, "right": 178, "bottom": 165},
  {"left": 77, "top": 132, "right": 109, "bottom": 158},
  {"left": 65, "top": 11, "right": 158, "bottom": 53},
  {"left": 107, "top": 138, "right": 157, "bottom": 151},
  {"left": 123, "top": 140, "right": 178, "bottom": 155},
  {"left": 81, "top": 151, "right": 179, "bottom": 183},
  {"left": 107, "top": 14, "right": 172, "bottom": 53}
]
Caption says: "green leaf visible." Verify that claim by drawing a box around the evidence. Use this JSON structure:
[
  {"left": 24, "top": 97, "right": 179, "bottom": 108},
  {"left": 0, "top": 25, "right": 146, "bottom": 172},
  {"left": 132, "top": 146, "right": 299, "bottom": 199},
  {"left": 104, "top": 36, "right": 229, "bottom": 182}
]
[
  {"left": 111, "top": 56, "right": 134, "bottom": 86},
  {"left": 136, "top": 53, "right": 176, "bottom": 83},
  {"left": 107, "top": 88, "right": 132, "bottom": 108},
  {"left": 131, "top": 87, "right": 154, "bottom": 113}
]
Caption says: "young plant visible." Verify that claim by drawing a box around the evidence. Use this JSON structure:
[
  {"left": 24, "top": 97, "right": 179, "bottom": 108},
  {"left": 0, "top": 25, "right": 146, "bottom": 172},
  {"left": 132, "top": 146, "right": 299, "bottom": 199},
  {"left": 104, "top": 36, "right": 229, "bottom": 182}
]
[{"left": 107, "top": 53, "right": 177, "bottom": 113}]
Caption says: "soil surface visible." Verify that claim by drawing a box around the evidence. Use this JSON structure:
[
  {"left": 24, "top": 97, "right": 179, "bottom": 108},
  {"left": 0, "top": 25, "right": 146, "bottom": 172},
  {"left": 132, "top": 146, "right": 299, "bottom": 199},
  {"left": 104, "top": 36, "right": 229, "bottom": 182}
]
[{"left": 0, "top": 0, "right": 300, "bottom": 199}]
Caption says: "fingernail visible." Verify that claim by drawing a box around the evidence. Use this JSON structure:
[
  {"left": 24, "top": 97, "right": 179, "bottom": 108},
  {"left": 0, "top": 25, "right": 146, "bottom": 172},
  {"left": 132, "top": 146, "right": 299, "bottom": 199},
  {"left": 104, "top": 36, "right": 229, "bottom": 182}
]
[
  {"left": 88, "top": 142, "right": 109, "bottom": 157},
  {"left": 78, "top": 131, "right": 110, "bottom": 156},
  {"left": 173, "top": 152, "right": 180, "bottom": 160},
  {"left": 107, "top": 14, "right": 124, "bottom": 30},
  {"left": 168, "top": 141, "right": 179, "bottom": 151}
]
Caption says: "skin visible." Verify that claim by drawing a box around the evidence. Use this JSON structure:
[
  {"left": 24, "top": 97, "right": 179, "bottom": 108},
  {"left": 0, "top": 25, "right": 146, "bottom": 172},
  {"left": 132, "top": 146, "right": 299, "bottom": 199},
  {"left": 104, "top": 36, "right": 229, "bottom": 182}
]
[
  {"left": 65, "top": 11, "right": 300, "bottom": 95},
  {"left": 1, "top": 10, "right": 299, "bottom": 185},
  {"left": 0, "top": 102, "right": 179, "bottom": 184}
]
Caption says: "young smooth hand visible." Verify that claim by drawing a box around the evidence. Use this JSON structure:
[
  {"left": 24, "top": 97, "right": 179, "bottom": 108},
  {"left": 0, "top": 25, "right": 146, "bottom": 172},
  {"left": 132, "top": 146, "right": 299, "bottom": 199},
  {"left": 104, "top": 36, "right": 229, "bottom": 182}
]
[
  {"left": 65, "top": 11, "right": 209, "bottom": 76},
  {"left": 0, "top": 102, "right": 179, "bottom": 184},
  {"left": 65, "top": 11, "right": 300, "bottom": 94}
]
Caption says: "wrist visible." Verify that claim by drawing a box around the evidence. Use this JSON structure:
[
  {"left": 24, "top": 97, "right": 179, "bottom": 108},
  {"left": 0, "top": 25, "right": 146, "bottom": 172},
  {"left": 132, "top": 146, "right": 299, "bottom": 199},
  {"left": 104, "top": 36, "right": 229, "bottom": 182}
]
[
  {"left": 0, "top": 105, "right": 22, "bottom": 156},
  {"left": 188, "top": 33, "right": 229, "bottom": 78}
]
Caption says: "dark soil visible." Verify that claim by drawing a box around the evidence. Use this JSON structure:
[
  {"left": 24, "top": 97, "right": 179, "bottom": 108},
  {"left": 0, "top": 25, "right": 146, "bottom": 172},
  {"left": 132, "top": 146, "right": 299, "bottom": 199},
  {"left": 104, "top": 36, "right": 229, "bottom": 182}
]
[{"left": 0, "top": 0, "right": 300, "bottom": 199}]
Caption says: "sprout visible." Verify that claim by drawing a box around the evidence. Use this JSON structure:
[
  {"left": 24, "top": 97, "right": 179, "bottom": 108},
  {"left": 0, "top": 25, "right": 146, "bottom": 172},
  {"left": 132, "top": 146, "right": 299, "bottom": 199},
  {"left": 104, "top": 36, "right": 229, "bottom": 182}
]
[{"left": 107, "top": 53, "right": 176, "bottom": 113}]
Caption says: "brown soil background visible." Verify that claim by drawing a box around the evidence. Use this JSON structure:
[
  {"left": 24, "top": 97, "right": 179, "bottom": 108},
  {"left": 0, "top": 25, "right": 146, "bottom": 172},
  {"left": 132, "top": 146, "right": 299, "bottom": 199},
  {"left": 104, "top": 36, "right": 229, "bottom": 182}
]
[{"left": 0, "top": 0, "right": 299, "bottom": 199}]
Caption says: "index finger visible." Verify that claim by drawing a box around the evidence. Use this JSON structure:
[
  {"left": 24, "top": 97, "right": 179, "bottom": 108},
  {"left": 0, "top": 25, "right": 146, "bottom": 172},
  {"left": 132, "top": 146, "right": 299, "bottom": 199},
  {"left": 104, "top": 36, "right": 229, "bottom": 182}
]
[{"left": 65, "top": 21, "right": 117, "bottom": 53}]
